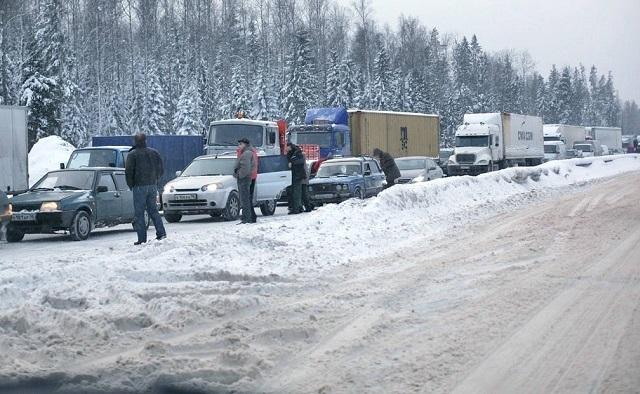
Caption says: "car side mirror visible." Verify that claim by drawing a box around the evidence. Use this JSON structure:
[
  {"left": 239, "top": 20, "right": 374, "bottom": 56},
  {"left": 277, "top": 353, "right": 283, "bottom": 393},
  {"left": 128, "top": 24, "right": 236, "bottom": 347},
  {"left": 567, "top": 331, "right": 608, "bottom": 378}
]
[
  {"left": 96, "top": 186, "right": 108, "bottom": 193},
  {"left": 175, "top": 171, "right": 182, "bottom": 177},
  {"left": 59, "top": 163, "right": 65, "bottom": 169}
]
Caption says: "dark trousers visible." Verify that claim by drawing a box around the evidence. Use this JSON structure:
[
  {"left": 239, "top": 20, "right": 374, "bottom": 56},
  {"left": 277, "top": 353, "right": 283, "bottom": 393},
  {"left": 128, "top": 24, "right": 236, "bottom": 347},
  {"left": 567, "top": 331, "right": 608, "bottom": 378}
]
[
  {"left": 289, "top": 180, "right": 303, "bottom": 213},
  {"left": 249, "top": 179, "right": 257, "bottom": 223},
  {"left": 301, "top": 183, "right": 313, "bottom": 212},
  {"left": 133, "top": 185, "right": 166, "bottom": 242},
  {"left": 237, "top": 178, "right": 253, "bottom": 223}
]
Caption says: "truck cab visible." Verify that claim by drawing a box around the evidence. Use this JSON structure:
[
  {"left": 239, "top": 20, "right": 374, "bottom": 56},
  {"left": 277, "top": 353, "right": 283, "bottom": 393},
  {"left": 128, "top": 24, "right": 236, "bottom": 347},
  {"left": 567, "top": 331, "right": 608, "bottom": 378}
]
[
  {"left": 448, "top": 122, "right": 502, "bottom": 175},
  {"left": 543, "top": 141, "right": 567, "bottom": 162},
  {"left": 206, "top": 119, "right": 282, "bottom": 156},
  {"left": 287, "top": 108, "right": 351, "bottom": 159}
]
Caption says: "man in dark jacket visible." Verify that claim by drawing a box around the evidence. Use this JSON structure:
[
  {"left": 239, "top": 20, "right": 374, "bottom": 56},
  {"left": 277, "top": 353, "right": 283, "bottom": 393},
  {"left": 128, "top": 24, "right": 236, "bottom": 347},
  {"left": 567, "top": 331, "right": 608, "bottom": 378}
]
[
  {"left": 373, "top": 148, "right": 401, "bottom": 188},
  {"left": 234, "top": 138, "right": 255, "bottom": 224},
  {"left": 287, "top": 143, "right": 306, "bottom": 214},
  {"left": 125, "top": 133, "right": 167, "bottom": 245}
]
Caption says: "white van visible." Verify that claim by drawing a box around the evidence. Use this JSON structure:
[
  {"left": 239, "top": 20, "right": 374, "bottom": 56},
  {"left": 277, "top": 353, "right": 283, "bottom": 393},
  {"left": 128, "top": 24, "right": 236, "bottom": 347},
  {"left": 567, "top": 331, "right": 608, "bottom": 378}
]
[{"left": 161, "top": 155, "right": 291, "bottom": 222}]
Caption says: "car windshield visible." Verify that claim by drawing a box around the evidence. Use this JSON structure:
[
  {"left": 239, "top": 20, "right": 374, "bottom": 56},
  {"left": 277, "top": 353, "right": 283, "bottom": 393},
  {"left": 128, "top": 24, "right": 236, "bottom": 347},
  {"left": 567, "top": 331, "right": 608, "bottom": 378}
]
[
  {"left": 181, "top": 158, "right": 236, "bottom": 176},
  {"left": 456, "top": 136, "right": 490, "bottom": 147},
  {"left": 32, "top": 171, "right": 94, "bottom": 191},
  {"left": 67, "top": 149, "right": 119, "bottom": 168},
  {"left": 316, "top": 162, "right": 362, "bottom": 177},
  {"left": 290, "top": 132, "right": 332, "bottom": 147},
  {"left": 209, "top": 124, "right": 263, "bottom": 147},
  {"left": 396, "top": 158, "right": 426, "bottom": 170},
  {"left": 574, "top": 144, "right": 592, "bottom": 152},
  {"left": 544, "top": 145, "right": 559, "bottom": 153}
]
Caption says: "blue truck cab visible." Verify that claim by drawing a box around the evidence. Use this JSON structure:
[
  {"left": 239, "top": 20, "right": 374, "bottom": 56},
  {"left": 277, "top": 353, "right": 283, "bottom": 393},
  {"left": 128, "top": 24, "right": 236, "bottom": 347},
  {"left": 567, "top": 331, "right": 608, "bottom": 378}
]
[{"left": 287, "top": 107, "right": 351, "bottom": 158}]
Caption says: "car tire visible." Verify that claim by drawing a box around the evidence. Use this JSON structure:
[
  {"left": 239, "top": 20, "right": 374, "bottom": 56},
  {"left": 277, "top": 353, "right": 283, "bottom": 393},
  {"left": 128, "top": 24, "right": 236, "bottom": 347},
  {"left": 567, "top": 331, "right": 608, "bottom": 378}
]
[
  {"left": 69, "top": 210, "right": 92, "bottom": 241},
  {"left": 164, "top": 213, "right": 182, "bottom": 223},
  {"left": 6, "top": 225, "right": 25, "bottom": 243},
  {"left": 223, "top": 192, "right": 240, "bottom": 221},
  {"left": 355, "top": 187, "right": 365, "bottom": 199},
  {"left": 260, "top": 200, "right": 277, "bottom": 216}
]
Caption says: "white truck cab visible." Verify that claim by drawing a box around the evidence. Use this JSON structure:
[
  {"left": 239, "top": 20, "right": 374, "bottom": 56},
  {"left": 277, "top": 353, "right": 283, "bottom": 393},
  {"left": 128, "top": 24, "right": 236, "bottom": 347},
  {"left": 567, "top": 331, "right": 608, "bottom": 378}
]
[
  {"left": 206, "top": 119, "right": 283, "bottom": 156},
  {"left": 450, "top": 121, "right": 502, "bottom": 174}
]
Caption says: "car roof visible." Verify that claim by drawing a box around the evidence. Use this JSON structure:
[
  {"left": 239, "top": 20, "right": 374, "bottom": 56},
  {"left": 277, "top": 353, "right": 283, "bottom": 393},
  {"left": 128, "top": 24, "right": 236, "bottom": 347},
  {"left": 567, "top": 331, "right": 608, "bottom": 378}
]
[
  {"left": 53, "top": 167, "right": 123, "bottom": 172},
  {"left": 323, "top": 157, "right": 368, "bottom": 164},
  {"left": 195, "top": 154, "right": 236, "bottom": 160},
  {"left": 77, "top": 146, "right": 131, "bottom": 151}
]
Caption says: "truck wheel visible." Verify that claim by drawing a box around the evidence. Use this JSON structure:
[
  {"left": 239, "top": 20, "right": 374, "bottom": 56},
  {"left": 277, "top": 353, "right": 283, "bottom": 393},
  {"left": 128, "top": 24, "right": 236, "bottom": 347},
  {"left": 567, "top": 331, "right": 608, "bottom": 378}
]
[
  {"left": 6, "top": 226, "right": 25, "bottom": 243},
  {"left": 260, "top": 200, "right": 277, "bottom": 216},
  {"left": 223, "top": 192, "right": 240, "bottom": 221},
  {"left": 69, "top": 210, "right": 92, "bottom": 241},
  {"left": 164, "top": 213, "right": 182, "bottom": 223}
]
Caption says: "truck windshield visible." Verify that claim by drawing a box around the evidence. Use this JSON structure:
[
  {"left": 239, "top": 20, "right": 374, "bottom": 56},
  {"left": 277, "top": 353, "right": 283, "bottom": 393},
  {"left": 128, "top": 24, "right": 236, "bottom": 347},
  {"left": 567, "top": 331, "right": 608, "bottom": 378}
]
[
  {"left": 544, "top": 145, "right": 559, "bottom": 154},
  {"left": 181, "top": 158, "right": 236, "bottom": 176},
  {"left": 209, "top": 124, "right": 263, "bottom": 147},
  {"left": 32, "top": 170, "right": 94, "bottom": 191},
  {"left": 544, "top": 136, "right": 561, "bottom": 142},
  {"left": 396, "top": 158, "right": 426, "bottom": 170},
  {"left": 455, "top": 136, "right": 490, "bottom": 147},
  {"left": 316, "top": 162, "right": 362, "bottom": 177},
  {"left": 574, "top": 144, "right": 592, "bottom": 152},
  {"left": 291, "top": 132, "right": 332, "bottom": 147},
  {"left": 67, "top": 149, "right": 119, "bottom": 168}
]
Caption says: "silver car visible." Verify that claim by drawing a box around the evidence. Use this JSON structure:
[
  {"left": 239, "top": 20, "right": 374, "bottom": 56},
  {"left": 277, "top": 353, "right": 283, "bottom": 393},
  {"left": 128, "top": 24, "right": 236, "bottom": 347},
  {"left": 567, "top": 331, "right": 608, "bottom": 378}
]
[{"left": 395, "top": 156, "right": 444, "bottom": 184}]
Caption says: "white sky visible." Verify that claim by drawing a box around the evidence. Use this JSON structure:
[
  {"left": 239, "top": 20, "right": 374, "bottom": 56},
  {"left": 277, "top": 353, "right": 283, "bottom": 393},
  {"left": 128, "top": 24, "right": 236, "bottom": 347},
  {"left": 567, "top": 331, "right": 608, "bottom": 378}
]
[{"left": 371, "top": 0, "right": 640, "bottom": 103}]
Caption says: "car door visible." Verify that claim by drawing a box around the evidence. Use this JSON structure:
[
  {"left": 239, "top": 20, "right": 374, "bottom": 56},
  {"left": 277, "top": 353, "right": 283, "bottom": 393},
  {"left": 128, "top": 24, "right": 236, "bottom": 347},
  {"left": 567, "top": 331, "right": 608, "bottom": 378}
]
[
  {"left": 256, "top": 155, "right": 292, "bottom": 201},
  {"left": 113, "top": 171, "right": 134, "bottom": 222},
  {"left": 95, "top": 172, "right": 121, "bottom": 224},
  {"left": 362, "top": 161, "right": 375, "bottom": 197}
]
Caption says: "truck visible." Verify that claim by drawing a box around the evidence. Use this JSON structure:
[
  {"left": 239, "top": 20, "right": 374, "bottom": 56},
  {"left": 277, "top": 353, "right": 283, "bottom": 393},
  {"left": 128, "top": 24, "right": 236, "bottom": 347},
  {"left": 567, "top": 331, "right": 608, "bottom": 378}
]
[
  {"left": 70, "top": 135, "right": 206, "bottom": 190},
  {"left": 287, "top": 107, "right": 440, "bottom": 160},
  {"left": 0, "top": 106, "right": 29, "bottom": 194},
  {"left": 543, "top": 124, "right": 586, "bottom": 148},
  {"left": 448, "top": 112, "right": 544, "bottom": 176},
  {"left": 205, "top": 118, "right": 287, "bottom": 156},
  {"left": 586, "top": 127, "right": 622, "bottom": 153}
]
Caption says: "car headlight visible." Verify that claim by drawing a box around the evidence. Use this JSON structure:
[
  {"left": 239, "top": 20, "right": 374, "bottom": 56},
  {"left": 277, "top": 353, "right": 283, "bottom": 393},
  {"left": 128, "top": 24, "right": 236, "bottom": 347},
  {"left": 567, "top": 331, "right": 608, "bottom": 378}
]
[
  {"left": 163, "top": 184, "right": 175, "bottom": 194},
  {"left": 342, "top": 184, "right": 350, "bottom": 191},
  {"left": 40, "top": 201, "right": 60, "bottom": 212},
  {"left": 335, "top": 184, "right": 342, "bottom": 191},
  {"left": 201, "top": 183, "right": 222, "bottom": 192},
  {"left": 476, "top": 159, "right": 489, "bottom": 165}
]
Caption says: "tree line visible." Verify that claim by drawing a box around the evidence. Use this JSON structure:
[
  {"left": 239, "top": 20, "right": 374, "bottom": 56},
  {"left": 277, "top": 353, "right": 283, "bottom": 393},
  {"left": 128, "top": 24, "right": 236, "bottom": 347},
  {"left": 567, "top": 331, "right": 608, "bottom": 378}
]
[{"left": 0, "top": 0, "right": 637, "bottom": 149}]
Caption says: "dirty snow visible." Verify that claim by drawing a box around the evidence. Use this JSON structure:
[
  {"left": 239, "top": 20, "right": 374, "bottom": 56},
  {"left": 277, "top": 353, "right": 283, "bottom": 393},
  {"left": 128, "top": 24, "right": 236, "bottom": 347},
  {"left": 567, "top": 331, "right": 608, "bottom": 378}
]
[{"left": 28, "top": 135, "right": 75, "bottom": 186}]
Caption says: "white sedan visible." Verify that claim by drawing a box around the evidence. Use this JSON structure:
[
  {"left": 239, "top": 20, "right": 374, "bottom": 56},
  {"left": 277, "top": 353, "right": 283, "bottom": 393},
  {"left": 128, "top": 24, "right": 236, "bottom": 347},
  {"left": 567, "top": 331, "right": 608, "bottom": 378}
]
[
  {"left": 395, "top": 156, "right": 444, "bottom": 184},
  {"left": 162, "top": 155, "right": 290, "bottom": 223}
]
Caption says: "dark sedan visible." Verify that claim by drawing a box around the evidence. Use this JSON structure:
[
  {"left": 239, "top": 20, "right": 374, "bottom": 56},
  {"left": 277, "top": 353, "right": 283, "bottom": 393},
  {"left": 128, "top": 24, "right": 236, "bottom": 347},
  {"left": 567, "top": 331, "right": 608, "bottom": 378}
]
[
  {"left": 6, "top": 168, "right": 147, "bottom": 242},
  {"left": 308, "top": 157, "right": 385, "bottom": 204}
]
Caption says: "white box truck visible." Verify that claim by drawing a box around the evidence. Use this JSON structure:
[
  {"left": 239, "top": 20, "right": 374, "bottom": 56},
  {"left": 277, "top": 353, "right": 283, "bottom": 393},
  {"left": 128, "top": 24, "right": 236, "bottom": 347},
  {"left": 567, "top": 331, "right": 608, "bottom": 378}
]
[
  {"left": 586, "top": 127, "right": 622, "bottom": 154},
  {"left": 448, "top": 112, "right": 544, "bottom": 175},
  {"left": 0, "top": 106, "right": 29, "bottom": 194},
  {"left": 543, "top": 124, "right": 586, "bottom": 148}
]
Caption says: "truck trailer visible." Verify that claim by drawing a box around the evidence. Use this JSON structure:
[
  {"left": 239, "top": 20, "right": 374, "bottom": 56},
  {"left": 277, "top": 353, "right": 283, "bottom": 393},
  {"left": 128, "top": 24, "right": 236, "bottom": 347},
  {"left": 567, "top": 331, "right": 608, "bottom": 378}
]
[
  {"left": 543, "top": 124, "right": 586, "bottom": 148},
  {"left": 0, "top": 106, "right": 29, "bottom": 194},
  {"left": 586, "top": 127, "right": 622, "bottom": 153},
  {"left": 287, "top": 107, "right": 440, "bottom": 160},
  {"left": 448, "top": 112, "right": 544, "bottom": 176}
]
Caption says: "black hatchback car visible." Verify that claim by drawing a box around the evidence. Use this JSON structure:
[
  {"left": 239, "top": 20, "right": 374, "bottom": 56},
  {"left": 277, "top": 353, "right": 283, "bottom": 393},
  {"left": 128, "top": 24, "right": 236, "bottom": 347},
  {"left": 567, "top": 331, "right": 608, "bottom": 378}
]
[{"left": 7, "top": 168, "right": 147, "bottom": 242}]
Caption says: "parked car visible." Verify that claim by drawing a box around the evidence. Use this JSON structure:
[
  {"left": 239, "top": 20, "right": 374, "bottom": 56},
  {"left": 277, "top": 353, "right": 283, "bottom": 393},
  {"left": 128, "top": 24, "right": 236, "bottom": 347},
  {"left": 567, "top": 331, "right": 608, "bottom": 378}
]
[
  {"left": 161, "top": 155, "right": 291, "bottom": 222},
  {"left": 438, "top": 148, "right": 454, "bottom": 176},
  {"left": 6, "top": 168, "right": 147, "bottom": 242},
  {"left": 308, "top": 157, "right": 385, "bottom": 204},
  {"left": 395, "top": 156, "right": 443, "bottom": 183}
]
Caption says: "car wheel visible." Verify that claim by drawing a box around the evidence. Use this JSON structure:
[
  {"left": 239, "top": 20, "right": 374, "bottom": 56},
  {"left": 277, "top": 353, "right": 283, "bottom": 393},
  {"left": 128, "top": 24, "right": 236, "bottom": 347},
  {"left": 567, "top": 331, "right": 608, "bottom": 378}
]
[
  {"left": 164, "top": 213, "right": 182, "bottom": 223},
  {"left": 260, "top": 200, "right": 277, "bottom": 216},
  {"left": 355, "top": 187, "right": 365, "bottom": 199},
  {"left": 6, "top": 225, "right": 25, "bottom": 243},
  {"left": 69, "top": 210, "right": 92, "bottom": 241},
  {"left": 223, "top": 192, "right": 240, "bottom": 221}
]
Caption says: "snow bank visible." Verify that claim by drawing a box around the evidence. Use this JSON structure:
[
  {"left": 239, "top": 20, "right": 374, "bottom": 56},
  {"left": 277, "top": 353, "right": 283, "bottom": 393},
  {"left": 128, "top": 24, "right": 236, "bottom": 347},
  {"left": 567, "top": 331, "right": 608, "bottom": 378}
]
[{"left": 28, "top": 136, "right": 76, "bottom": 186}]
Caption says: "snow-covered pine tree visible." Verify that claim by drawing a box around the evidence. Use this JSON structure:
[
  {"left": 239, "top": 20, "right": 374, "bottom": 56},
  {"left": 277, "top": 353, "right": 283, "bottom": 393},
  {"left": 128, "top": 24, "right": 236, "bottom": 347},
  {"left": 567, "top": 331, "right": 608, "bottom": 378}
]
[
  {"left": 251, "top": 61, "right": 274, "bottom": 120},
  {"left": 210, "top": 52, "right": 226, "bottom": 120},
  {"left": 61, "top": 79, "right": 89, "bottom": 147},
  {"left": 142, "top": 66, "right": 167, "bottom": 134},
  {"left": 106, "top": 86, "right": 130, "bottom": 136},
  {"left": 173, "top": 79, "right": 204, "bottom": 135},
  {"left": 325, "top": 50, "right": 341, "bottom": 106},
  {"left": 229, "top": 63, "right": 250, "bottom": 117},
  {"left": 570, "top": 66, "right": 589, "bottom": 125},
  {"left": 20, "top": 0, "right": 65, "bottom": 148},
  {"left": 555, "top": 67, "right": 573, "bottom": 124},
  {"left": 371, "top": 47, "right": 393, "bottom": 110},
  {"left": 544, "top": 65, "right": 561, "bottom": 123},
  {"left": 603, "top": 72, "right": 620, "bottom": 127},
  {"left": 453, "top": 36, "right": 472, "bottom": 91},
  {"left": 401, "top": 72, "right": 416, "bottom": 112},
  {"left": 281, "top": 29, "right": 317, "bottom": 124},
  {"left": 531, "top": 73, "right": 546, "bottom": 118},
  {"left": 585, "top": 65, "right": 601, "bottom": 125},
  {"left": 197, "top": 58, "right": 213, "bottom": 130},
  {"left": 339, "top": 58, "right": 360, "bottom": 108}
]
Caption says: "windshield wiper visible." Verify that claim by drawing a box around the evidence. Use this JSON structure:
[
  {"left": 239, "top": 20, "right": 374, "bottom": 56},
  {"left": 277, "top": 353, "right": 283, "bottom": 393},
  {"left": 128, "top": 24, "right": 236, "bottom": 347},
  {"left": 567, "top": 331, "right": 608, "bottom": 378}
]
[
  {"left": 31, "top": 187, "right": 54, "bottom": 191},
  {"left": 55, "top": 185, "right": 81, "bottom": 190}
]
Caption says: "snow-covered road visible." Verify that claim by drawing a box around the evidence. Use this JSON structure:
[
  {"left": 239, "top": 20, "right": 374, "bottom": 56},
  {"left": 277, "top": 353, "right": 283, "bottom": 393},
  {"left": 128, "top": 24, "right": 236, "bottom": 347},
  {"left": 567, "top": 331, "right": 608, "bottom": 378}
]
[{"left": 1, "top": 156, "right": 639, "bottom": 393}]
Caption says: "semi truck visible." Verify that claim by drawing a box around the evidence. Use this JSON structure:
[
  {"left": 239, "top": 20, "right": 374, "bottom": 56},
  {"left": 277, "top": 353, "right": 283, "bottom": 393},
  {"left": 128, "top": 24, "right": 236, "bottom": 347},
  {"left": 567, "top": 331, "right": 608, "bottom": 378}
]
[
  {"left": 287, "top": 107, "right": 440, "bottom": 159},
  {"left": 0, "top": 106, "right": 29, "bottom": 194},
  {"left": 448, "top": 112, "right": 544, "bottom": 176},
  {"left": 543, "top": 124, "right": 586, "bottom": 148},
  {"left": 586, "top": 127, "right": 622, "bottom": 153},
  {"left": 205, "top": 118, "right": 287, "bottom": 156}
]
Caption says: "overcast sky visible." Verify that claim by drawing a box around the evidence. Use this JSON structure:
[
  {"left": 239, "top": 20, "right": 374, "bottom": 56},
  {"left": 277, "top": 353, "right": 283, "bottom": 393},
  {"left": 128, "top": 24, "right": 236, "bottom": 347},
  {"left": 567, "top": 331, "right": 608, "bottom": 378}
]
[{"left": 371, "top": 0, "right": 640, "bottom": 103}]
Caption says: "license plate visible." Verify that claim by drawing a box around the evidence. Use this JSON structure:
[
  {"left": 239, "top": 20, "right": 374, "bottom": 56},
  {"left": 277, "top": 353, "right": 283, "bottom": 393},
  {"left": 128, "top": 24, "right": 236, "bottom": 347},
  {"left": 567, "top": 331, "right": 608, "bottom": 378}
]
[
  {"left": 460, "top": 166, "right": 470, "bottom": 170},
  {"left": 315, "top": 193, "right": 335, "bottom": 199},
  {"left": 12, "top": 212, "right": 37, "bottom": 222},
  {"left": 173, "top": 194, "right": 197, "bottom": 201}
]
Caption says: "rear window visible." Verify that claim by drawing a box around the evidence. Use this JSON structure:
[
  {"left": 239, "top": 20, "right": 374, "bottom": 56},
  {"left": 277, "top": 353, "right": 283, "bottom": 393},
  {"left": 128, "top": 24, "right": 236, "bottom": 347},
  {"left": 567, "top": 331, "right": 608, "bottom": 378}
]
[{"left": 68, "top": 149, "right": 119, "bottom": 168}]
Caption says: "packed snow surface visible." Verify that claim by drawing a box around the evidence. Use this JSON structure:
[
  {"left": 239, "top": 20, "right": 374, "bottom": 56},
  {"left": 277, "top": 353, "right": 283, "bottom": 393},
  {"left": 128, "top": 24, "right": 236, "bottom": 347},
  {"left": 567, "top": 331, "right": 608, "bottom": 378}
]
[
  {"left": 0, "top": 154, "right": 639, "bottom": 392},
  {"left": 28, "top": 135, "right": 75, "bottom": 186}
]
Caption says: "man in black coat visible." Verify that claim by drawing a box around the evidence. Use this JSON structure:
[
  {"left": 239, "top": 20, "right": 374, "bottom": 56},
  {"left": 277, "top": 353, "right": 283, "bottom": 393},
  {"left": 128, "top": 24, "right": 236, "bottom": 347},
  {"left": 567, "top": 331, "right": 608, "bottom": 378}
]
[
  {"left": 373, "top": 148, "right": 401, "bottom": 188},
  {"left": 287, "top": 143, "right": 306, "bottom": 214},
  {"left": 125, "top": 133, "right": 167, "bottom": 245}
]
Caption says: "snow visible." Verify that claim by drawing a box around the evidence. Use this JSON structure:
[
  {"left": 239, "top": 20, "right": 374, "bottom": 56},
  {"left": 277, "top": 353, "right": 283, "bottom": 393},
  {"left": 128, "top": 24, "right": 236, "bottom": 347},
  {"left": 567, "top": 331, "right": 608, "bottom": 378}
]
[
  {"left": 0, "top": 154, "right": 639, "bottom": 391},
  {"left": 28, "top": 135, "right": 76, "bottom": 186}
]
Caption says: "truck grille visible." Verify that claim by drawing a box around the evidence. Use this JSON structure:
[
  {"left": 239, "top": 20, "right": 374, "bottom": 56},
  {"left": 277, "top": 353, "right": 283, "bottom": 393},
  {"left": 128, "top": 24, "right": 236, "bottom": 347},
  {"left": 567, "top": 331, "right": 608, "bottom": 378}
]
[{"left": 456, "top": 154, "right": 476, "bottom": 164}]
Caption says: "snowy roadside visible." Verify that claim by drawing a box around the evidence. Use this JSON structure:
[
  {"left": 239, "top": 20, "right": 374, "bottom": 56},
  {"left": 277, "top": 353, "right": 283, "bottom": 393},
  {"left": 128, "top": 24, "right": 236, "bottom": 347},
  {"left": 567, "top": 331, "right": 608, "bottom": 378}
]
[{"left": 0, "top": 155, "right": 639, "bottom": 391}]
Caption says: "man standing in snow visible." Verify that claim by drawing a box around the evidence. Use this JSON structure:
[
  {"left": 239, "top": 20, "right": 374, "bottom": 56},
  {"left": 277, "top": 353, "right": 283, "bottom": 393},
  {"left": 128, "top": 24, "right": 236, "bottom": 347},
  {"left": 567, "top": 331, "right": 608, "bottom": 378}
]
[
  {"left": 373, "top": 148, "right": 401, "bottom": 189},
  {"left": 286, "top": 143, "right": 306, "bottom": 214},
  {"left": 234, "top": 138, "right": 256, "bottom": 224},
  {"left": 125, "top": 133, "right": 167, "bottom": 245}
]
